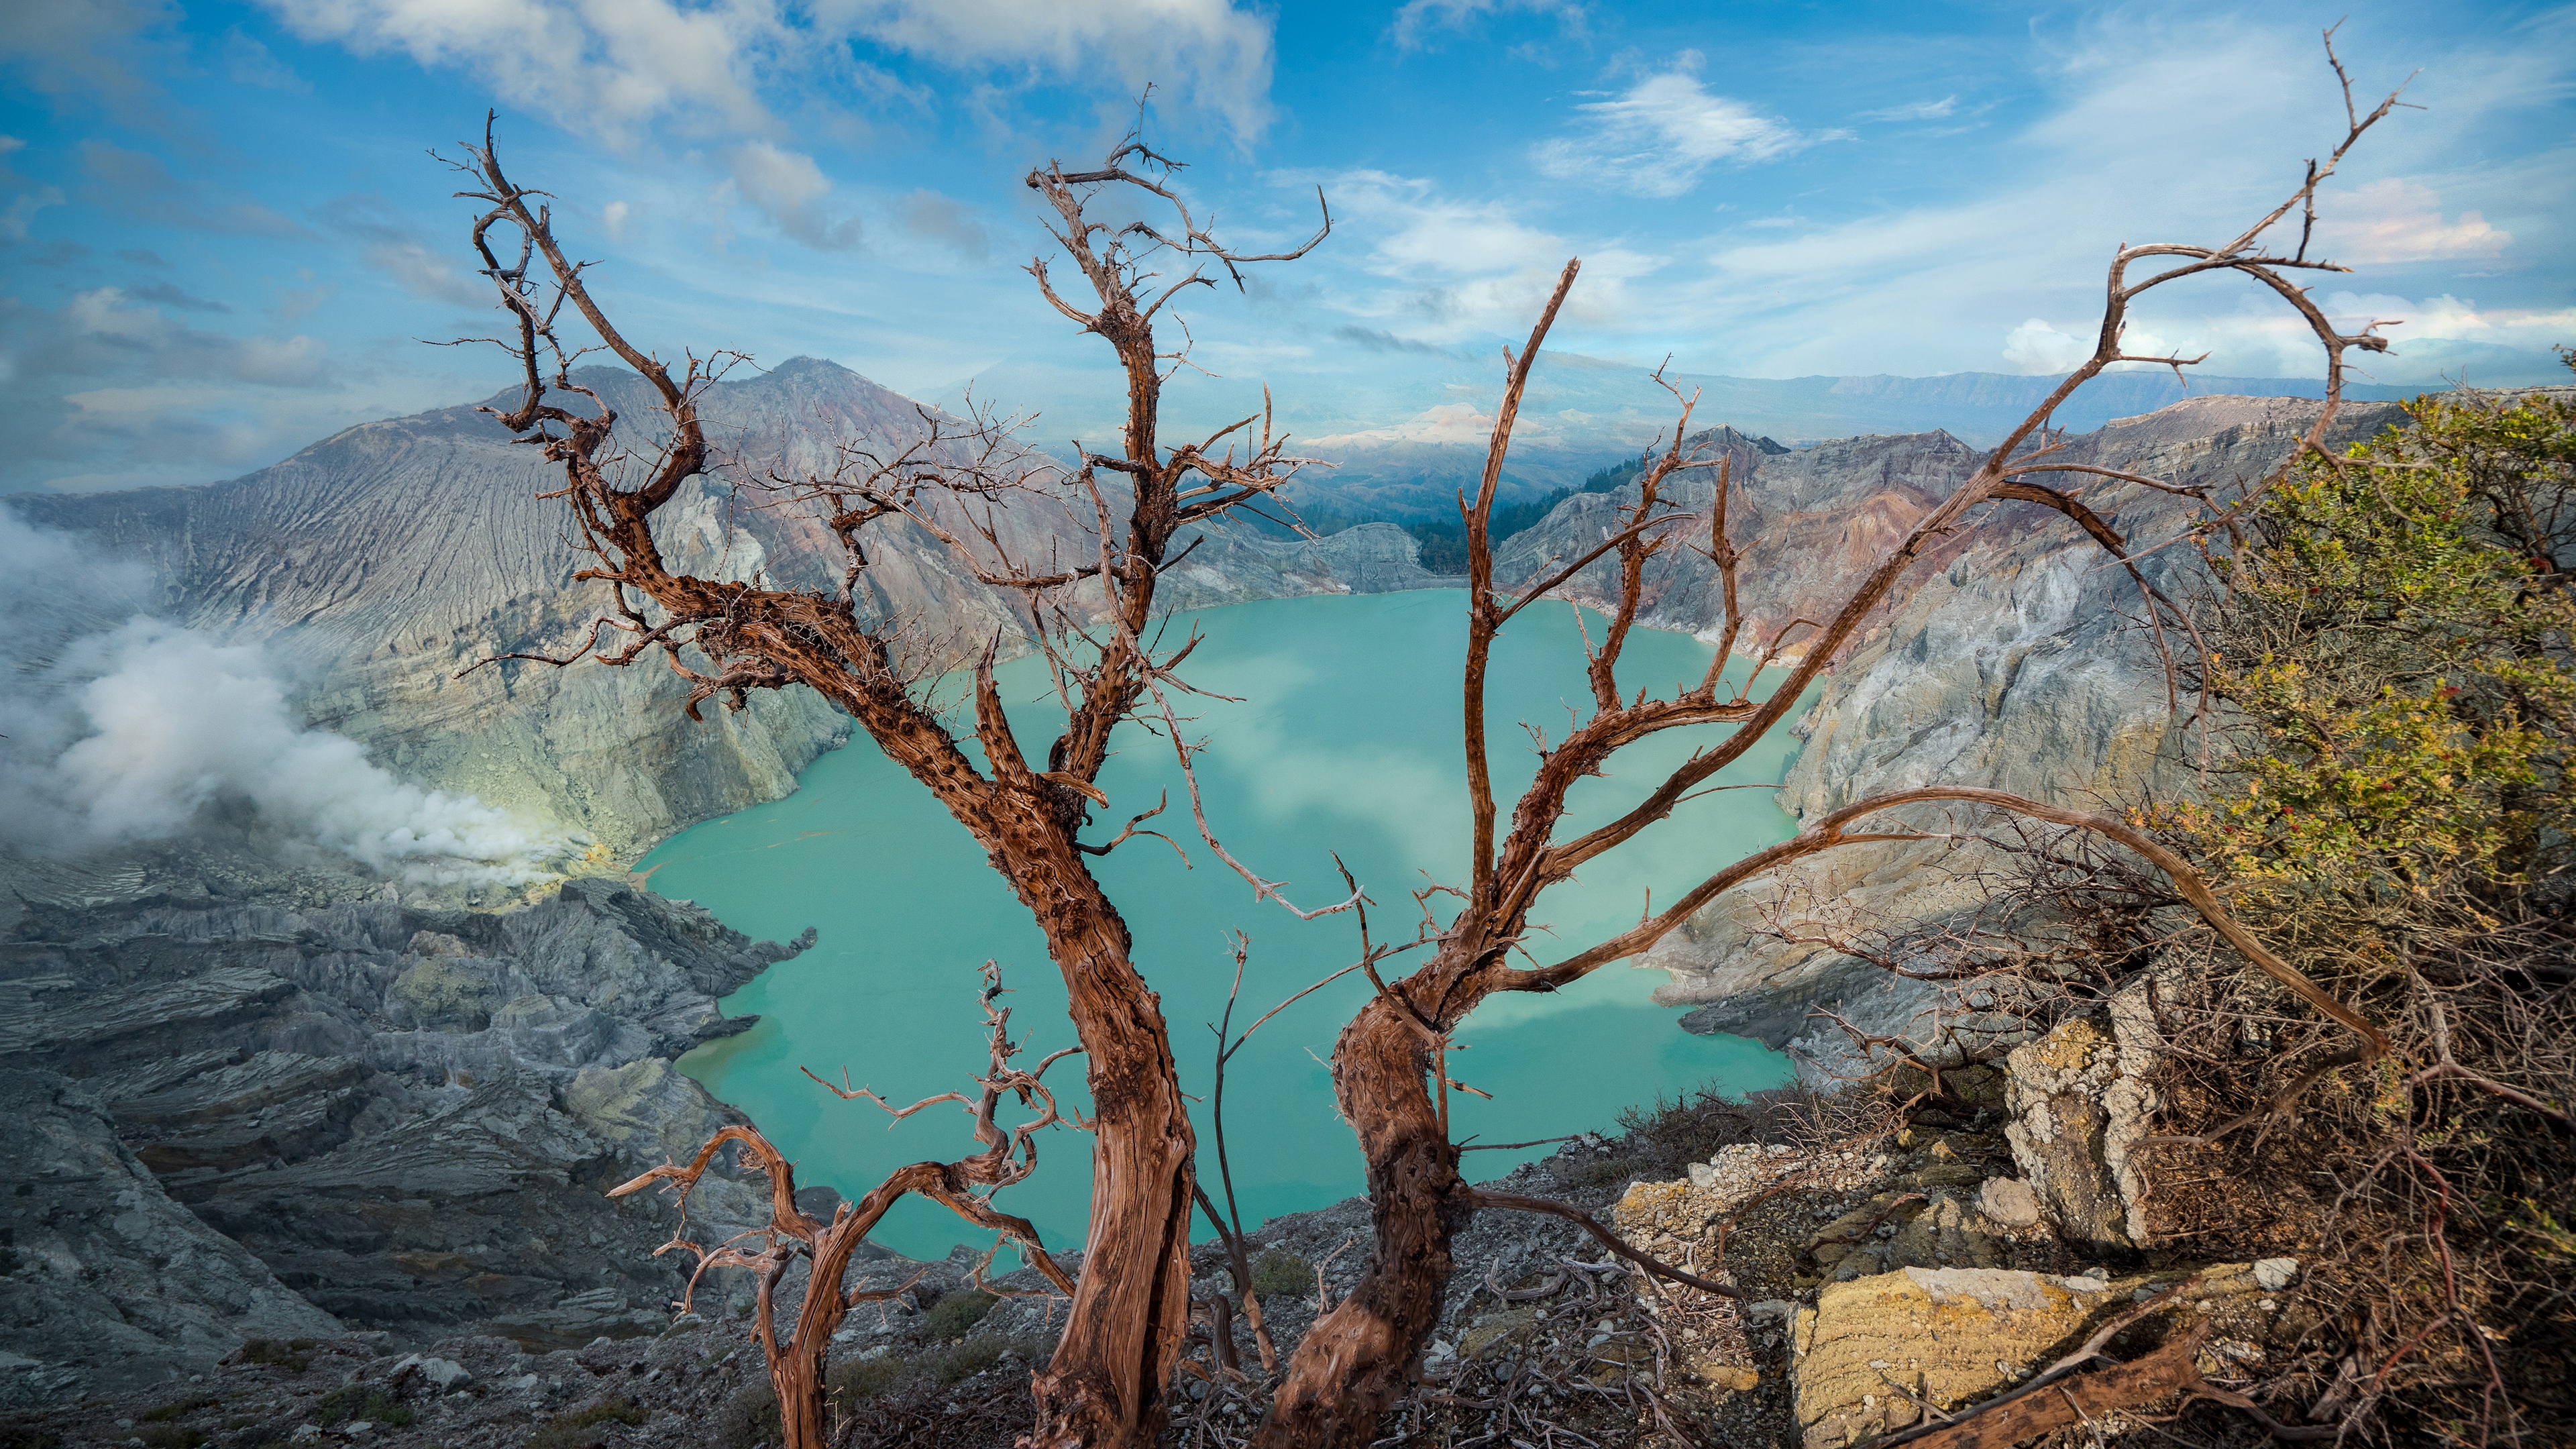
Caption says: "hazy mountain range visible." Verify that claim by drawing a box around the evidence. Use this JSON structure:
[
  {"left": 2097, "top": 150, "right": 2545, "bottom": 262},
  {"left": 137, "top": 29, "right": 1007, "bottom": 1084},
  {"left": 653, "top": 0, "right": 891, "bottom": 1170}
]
[{"left": 934, "top": 347, "right": 2428, "bottom": 518}]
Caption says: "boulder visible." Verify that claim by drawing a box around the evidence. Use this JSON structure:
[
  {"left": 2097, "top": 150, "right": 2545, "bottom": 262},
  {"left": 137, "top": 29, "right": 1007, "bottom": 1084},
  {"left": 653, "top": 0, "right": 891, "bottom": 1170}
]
[
  {"left": 1790, "top": 1267, "right": 2127, "bottom": 1448},
  {"left": 1976, "top": 1176, "right": 2042, "bottom": 1228}
]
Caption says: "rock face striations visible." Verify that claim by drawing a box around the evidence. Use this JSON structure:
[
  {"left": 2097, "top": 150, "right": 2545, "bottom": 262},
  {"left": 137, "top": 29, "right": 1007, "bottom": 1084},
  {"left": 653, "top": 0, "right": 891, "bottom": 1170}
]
[{"left": 0, "top": 851, "right": 799, "bottom": 1401}]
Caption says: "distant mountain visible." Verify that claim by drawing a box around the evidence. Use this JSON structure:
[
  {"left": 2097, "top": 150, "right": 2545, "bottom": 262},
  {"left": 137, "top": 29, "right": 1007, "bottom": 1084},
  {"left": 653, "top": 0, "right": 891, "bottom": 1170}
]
[{"left": 939, "top": 347, "right": 2428, "bottom": 519}]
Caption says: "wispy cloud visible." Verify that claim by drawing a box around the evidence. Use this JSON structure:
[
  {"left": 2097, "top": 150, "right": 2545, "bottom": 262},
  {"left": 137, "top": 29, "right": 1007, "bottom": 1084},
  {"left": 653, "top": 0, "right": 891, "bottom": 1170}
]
[
  {"left": 78, "top": 139, "right": 308, "bottom": 237},
  {"left": 320, "top": 195, "right": 486, "bottom": 306},
  {"left": 264, "top": 0, "right": 778, "bottom": 146},
  {"left": 728, "top": 141, "right": 863, "bottom": 251},
  {"left": 1389, "top": 0, "right": 1585, "bottom": 52},
  {"left": 1856, "top": 95, "right": 1957, "bottom": 123},
  {"left": 1534, "top": 56, "right": 1841, "bottom": 198}
]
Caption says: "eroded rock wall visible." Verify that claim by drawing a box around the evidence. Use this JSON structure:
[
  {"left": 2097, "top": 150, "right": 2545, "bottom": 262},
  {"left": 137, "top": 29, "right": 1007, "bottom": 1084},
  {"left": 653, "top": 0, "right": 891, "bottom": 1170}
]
[
  {"left": 1485, "top": 396, "right": 2422, "bottom": 1077},
  {"left": 0, "top": 856, "right": 802, "bottom": 1399}
]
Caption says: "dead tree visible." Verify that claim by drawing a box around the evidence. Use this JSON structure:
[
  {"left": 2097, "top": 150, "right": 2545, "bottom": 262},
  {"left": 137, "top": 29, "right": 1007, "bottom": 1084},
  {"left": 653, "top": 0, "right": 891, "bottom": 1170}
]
[
  {"left": 1252, "top": 34, "right": 2412, "bottom": 1444},
  {"left": 611, "top": 963, "right": 1077, "bottom": 1448},
  {"left": 444, "top": 119, "right": 1328, "bottom": 1449}
]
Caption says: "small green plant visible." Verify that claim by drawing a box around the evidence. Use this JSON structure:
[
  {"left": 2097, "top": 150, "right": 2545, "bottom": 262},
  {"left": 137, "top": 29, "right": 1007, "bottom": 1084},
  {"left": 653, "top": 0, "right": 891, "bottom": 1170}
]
[
  {"left": 238, "top": 1338, "right": 310, "bottom": 1373},
  {"left": 917, "top": 1335, "right": 1044, "bottom": 1387},
  {"left": 524, "top": 1395, "right": 647, "bottom": 1449},
  {"left": 132, "top": 1428, "right": 204, "bottom": 1449},
  {"left": 921, "top": 1287, "right": 996, "bottom": 1341},
  {"left": 313, "top": 1387, "right": 413, "bottom": 1429},
  {"left": 825, "top": 1353, "right": 904, "bottom": 1403},
  {"left": 1250, "top": 1249, "right": 1311, "bottom": 1302},
  {"left": 141, "top": 1396, "right": 219, "bottom": 1423},
  {"left": 714, "top": 1382, "right": 780, "bottom": 1449}
]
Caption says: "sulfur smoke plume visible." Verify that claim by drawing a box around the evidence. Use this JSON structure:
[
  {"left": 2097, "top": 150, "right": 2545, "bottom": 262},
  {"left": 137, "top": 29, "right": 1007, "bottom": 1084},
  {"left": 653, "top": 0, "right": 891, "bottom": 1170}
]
[{"left": 0, "top": 507, "right": 572, "bottom": 887}]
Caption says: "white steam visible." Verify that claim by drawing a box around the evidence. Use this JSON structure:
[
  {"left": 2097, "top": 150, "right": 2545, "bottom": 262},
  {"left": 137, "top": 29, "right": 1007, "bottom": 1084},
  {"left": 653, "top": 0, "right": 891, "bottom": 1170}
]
[{"left": 1, "top": 507, "right": 571, "bottom": 887}]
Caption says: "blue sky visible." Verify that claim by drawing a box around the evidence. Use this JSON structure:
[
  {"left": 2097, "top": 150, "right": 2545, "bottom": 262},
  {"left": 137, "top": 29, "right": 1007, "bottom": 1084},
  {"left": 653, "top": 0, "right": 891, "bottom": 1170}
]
[{"left": 2, "top": 0, "right": 2569, "bottom": 493}]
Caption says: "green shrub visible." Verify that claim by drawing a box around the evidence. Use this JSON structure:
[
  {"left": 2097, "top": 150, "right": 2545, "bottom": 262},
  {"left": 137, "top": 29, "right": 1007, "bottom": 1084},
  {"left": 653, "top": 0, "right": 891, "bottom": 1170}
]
[
  {"left": 826, "top": 1353, "right": 904, "bottom": 1403},
  {"left": 916, "top": 1335, "right": 1042, "bottom": 1386},
  {"left": 312, "top": 1387, "right": 413, "bottom": 1429},
  {"left": 523, "top": 1395, "right": 647, "bottom": 1449},
  {"left": 238, "top": 1338, "right": 310, "bottom": 1373},
  {"left": 133, "top": 1428, "right": 203, "bottom": 1449},
  {"left": 140, "top": 1396, "right": 218, "bottom": 1424},
  {"left": 715, "top": 1382, "right": 780, "bottom": 1449},
  {"left": 921, "top": 1287, "right": 996, "bottom": 1341},
  {"left": 1249, "top": 1249, "right": 1310, "bottom": 1302}
]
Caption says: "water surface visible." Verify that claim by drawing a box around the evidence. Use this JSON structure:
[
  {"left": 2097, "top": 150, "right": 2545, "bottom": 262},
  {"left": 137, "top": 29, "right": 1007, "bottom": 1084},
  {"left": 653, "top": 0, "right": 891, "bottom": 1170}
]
[{"left": 646, "top": 590, "right": 1803, "bottom": 1260}]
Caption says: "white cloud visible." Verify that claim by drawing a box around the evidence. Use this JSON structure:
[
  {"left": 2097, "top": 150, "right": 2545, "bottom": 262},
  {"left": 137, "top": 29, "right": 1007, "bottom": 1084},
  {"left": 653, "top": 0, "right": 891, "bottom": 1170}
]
[
  {"left": 814, "top": 0, "right": 1277, "bottom": 139},
  {"left": 78, "top": 139, "right": 308, "bottom": 236},
  {"left": 900, "top": 189, "right": 987, "bottom": 264},
  {"left": 2001, "top": 319, "right": 2088, "bottom": 375},
  {"left": 0, "top": 511, "right": 571, "bottom": 884},
  {"left": 2313, "top": 178, "right": 2511, "bottom": 264},
  {"left": 3, "top": 184, "right": 63, "bottom": 240},
  {"left": 364, "top": 238, "right": 485, "bottom": 305},
  {"left": 268, "top": 0, "right": 1279, "bottom": 144},
  {"left": 728, "top": 140, "right": 861, "bottom": 250},
  {"left": 265, "top": 0, "right": 779, "bottom": 144},
  {"left": 602, "top": 199, "right": 632, "bottom": 241},
  {"left": 46, "top": 287, "right": 333, "bottom": 386},
  {"left": 1534, "top": 56, "right": 1835, "bottom": 198},
  {"left": 0, "top": 0, "right": 180, "bottom": 111}
]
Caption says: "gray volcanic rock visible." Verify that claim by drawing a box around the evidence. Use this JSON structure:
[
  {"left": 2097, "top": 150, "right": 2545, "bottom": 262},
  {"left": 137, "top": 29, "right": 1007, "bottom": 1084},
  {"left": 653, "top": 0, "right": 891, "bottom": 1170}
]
[
  {"left": 0, "top": 865, "right": 802, "bottom": 1390},
  {"left": 0, "top": 1067, "right": 343, "bottom": 1405}
]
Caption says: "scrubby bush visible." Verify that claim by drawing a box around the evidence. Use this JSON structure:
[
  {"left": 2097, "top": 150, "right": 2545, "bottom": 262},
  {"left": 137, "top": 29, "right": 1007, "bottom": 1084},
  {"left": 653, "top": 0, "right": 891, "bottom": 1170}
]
[
  {"left": 237, "top": 1338, "right": 311, "bottom": 1373},
  {"left": 523, "top": 1395, "right": 646, "bottom": 1449},
  {"left": 1930, "top": 370, "right": 2576, "bottom": 1445},
  {"left": 714, "top": 1381, "right": 780, "bottom": 1449},
  {"left": 920, "top": 1287, "right": 995, "bottom": 1341},
  {"left": 311, "top": 1387, "right": 413, "bottom": 1429},
  {"left": 918, "top": 1334, "right": 1044, "bottom": 1386},
  {"left": 1248, "top": 1249, "right": 1311, "bottom": 1303},
  {"left": 139, "top": 1397, "right": 217, "bottom": 1424},
  {"left": 824, "top": 1352, "right": 904, "bottom": 1403}
]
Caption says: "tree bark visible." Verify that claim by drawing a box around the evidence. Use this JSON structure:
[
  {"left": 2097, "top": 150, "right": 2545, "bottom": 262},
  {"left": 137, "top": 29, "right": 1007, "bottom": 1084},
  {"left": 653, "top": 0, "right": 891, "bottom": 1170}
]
[{"left": 1256, "top": 994, "right": 1462, "bottom": 1444}]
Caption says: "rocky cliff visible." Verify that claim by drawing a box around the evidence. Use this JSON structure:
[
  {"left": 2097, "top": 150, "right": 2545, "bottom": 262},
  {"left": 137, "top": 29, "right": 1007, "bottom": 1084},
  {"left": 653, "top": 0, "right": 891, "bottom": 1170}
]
[
  {"left": 1487, "top": 394, "right": 2443, "bottom": 1078},
  {"left": 0, "top": 837, "right": 808, "bottom": 1402}
]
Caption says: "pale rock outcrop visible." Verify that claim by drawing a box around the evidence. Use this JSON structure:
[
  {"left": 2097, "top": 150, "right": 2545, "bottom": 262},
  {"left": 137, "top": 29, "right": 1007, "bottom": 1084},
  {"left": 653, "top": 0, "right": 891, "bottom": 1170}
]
[
  {"left": 1791, "top": 1265, "right": 2129, "bottom": 1448},
  {"left": 1495, "top": 396, "right": 2422, "bottom": 1079},
  {"left": 2001, "top": 987, "right": 2164, "bottom": 1252}
]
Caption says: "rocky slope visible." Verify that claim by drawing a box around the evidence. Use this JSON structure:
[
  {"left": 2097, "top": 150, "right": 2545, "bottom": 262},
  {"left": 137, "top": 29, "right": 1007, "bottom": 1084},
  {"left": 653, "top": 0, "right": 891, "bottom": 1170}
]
[
  {"left": 0, "top": 839, "right": 807, "bottom": 1404},
  {"left": 1485, "top": 393, "right": 2443, "bottom": 1079}
]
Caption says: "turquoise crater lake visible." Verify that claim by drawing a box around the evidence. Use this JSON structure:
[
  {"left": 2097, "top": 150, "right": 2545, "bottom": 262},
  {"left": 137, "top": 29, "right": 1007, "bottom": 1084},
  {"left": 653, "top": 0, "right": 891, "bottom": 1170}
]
[{"left": 644, "top": 591, "right": 1802, "bottom": 1262}]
